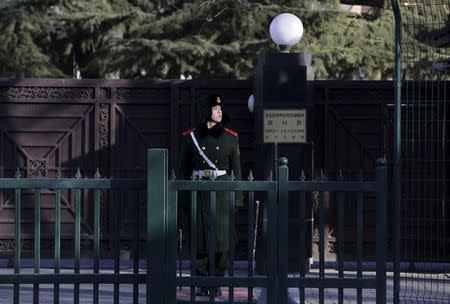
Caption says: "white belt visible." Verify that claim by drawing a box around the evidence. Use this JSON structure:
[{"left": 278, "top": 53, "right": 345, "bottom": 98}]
[{"left": 193, "top": 169, "right": 227, "bottom": 179}]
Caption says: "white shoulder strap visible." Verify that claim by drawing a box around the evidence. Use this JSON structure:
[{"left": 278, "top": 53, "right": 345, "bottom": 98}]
[{"left": 190, "top": 132, "right": 218, "bottom": 170}]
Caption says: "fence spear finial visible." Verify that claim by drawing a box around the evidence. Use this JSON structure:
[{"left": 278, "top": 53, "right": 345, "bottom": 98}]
[
  {"left": 15, "top": 168, "right": 21, "bottom": 178},
  {"left": 300, "top": 169, "right": 306, "bottom": 181},
  {"left": 190, "top": 170, "right": 196, "bottom": 181},
  {"left": 75, "top": 168, "right": 82, "bottom": 179},
  {"left": 94, "top": 168, "right": 101, "bottom": 179},
  {"left": 247, "top": 170, "right": 254, "bottom": 181},
  {"left": 56, "top": 168, "right": 62, "bottom": 179},
  {"left": 170, "top": 169, "right": 176, "bottom": 180},
  {"left": 267, "top": 170, "right": 273, "bottom": 181},
  {"left": 338, "top": 169, "right": 344, "bottom": 181},
  {"left": 359, "top": 170, "right": 364, "bottom": 181},
  {"left": 230, "top": 170, "right": 235, "bottom": 181},
  {"left": 319, "top": 169, "right": 325, "bottom": 181}
]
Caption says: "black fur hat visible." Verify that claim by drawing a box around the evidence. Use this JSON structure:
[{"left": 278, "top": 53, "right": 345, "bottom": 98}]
[{"left": 197, "top": 94, "right": 230, "bottom": 124}]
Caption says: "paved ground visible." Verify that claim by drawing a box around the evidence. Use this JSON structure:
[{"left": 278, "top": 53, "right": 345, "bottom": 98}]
[{"left": 0, "top": 261, "right": 448, "bottom": 303}]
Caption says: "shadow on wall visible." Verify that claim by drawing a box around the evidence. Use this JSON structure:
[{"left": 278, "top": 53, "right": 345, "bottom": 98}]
[{"left": 0, "top": 78, "right": 256, "bottom": 260}]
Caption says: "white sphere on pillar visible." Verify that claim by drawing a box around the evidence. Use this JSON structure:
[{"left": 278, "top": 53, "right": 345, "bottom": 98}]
[{"left": 269, "top": 13, "right": 304, "bottom": 50}]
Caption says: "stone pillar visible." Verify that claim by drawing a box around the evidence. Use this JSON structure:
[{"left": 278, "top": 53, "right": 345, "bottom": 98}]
[{"left": 254, "top": 52, "right": 314, "bottom": 273}]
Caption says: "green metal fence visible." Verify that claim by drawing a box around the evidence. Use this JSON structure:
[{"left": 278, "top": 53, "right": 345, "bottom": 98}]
[
  {"left": 0, "top": 148, "right": 387, "bottom": 303},
  {"left": 150, "top": 149, "right": 387, "bottom": 304},
  {"left": 391, "top": 0, "right": 450, "bottom": 303},
  {"left": 0, "top": 169, "right": 147, "bottom": 304}
]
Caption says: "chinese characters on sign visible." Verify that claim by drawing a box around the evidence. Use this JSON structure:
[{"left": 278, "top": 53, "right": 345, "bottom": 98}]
[{"left": 263, "top": 109, "right": 307, "bottom": 143}]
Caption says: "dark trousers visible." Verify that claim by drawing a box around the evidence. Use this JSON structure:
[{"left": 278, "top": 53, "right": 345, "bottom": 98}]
[{"left": 196, "top": 251, "right": 228, "bottom": 277}]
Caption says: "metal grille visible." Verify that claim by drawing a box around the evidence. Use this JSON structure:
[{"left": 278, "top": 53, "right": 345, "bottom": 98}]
[{"left": 399, "top": 0, "right": 450, "bottom": 302}]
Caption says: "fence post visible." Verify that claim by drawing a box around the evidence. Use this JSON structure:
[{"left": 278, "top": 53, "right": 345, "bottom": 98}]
[
  {"left": 376, "top": 158, "right": 387, "bottom": 304},
  {"left": 147, "top": 149, "right": 169, "bottom": 304},
  {"left": 277, "top": 157, "right": 289, "bottom": 304},
  {"left": 391, "top": 1, "right": 402, "bottom": 303}
]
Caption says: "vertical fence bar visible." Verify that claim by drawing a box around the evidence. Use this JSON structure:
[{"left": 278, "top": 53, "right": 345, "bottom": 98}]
[
  {"left": 391, "top": 1, "right": 402, "bottom": 303},
  {"left": 277, "top": 158, "right": 289, "bottom": 304},
  {"left": 376, "top": 159, "right": 387, "bottom": 304},
  {"left": 54, "top": 188, "right": 61, "bottom": 304},
  {"left": 133, "top": 191, "right": 139, "bottom": 304},
  {"left": 148, "top": 149, "right": 168, "bottom": 304},
  {"left": 208, "top": 191, "right": 216, "bottom": 303},
  {"left": 337, "top": 190, "right": 344, "bottom": 304},
  {"left": 298, "top": 190, "right": 306, "bottom": 304},
  {"left": 166, "top": 186, "right": 177, "bottom": 304},
  {"left": 14, "top": 188, "right": 21, "bottom": 304},
  {"left": 93, "top": 188, "right": 100, "bottom": 304},
  {"left": 74, "top": 188, "right": 81, "bottom": 304},
  {"left": 228, "top": 190, "right": 236, "bottom": 303},
  {"left": 247, "top": 190, "right": 255, "bottom": 303},
  {"left": 190, "top": 191, "right": 197, "bottom": 303},
  {"left": 33, "top": 188, "right": 41, "bottom": 304},
  {"left": 319, "top": 190, "right": 325, "bottom": 304},
  {"left": 267, "top": 185, "right": 278, "bottom": 304},
  {"left": 113, "top": 191, "right": 121, "bottom": 304},
  {"left": 356, "top": 191, "right": 363, "bottom": 304}
]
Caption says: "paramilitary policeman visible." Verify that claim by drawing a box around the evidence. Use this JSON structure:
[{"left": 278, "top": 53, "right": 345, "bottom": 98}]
[{"left": 179, "top": 94, "right": 243, "bottom": 297}]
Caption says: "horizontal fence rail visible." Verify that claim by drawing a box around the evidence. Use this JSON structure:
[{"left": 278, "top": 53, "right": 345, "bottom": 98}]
[{"left": 0, "top": 178, "right": 146, "bottom": 189}]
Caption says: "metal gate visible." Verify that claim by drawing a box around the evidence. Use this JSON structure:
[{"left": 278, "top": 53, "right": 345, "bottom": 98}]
[{"left": 149, "top": 149, "right": 387, "bottom": 304}]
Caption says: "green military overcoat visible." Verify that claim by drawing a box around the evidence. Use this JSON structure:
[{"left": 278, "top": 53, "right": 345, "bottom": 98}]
[{"left": 179, "top": 123, "right": 243, "bottom": 253}]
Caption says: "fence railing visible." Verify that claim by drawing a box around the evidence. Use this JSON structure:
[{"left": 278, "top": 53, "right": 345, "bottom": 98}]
[
  {"left": 0, "top": 170, "right": 146, "bottom": 304},
  {"left": 0, "top": 148, "right": 387, "bottom": 304},
  {"left": 151, "top": 149, "right": 387, "bottom": 304}
]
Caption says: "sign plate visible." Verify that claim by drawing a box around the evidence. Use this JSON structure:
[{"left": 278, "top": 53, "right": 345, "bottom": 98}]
[{"left": 264, "top": 109, "right": 307, "bottom": 143}]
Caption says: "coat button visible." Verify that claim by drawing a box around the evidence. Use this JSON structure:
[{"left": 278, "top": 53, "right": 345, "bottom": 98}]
[
  {"left": 203, "top": 160, "right": 206, "bottom": 164},
  {"left": 215, "top": 160, "right": 218, "bottom": 163},
  {"left": 202, "top": 147, "right": 206, "bottom": 150},
  {"left": 216, "top": 146, "right": 219, "bottom": 150}
]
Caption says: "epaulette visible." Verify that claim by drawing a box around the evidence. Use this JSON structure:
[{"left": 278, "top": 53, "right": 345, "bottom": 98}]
[
  {"left": 224, "top": 128, "right": 238, "bottom": 137},
  {"left": 182, "top": 128, "right": 195, "bottom": 137}
]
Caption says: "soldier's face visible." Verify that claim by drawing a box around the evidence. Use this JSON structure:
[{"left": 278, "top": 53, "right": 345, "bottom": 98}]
[{"left": 210, "top": 105, "right": 222, "bottom": 123}]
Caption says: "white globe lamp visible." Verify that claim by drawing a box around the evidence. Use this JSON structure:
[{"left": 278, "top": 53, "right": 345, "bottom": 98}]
[
  {"left": 247, "top": 94, "right": 255, "bottom": 113},
  {"left": 269, "top": 13, "right": 304, "bottom": 52}
]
